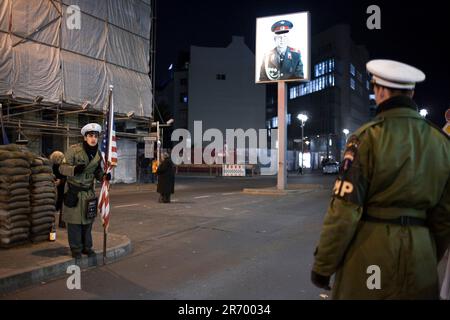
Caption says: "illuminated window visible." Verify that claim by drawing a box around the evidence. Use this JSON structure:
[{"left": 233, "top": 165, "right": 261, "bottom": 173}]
[
  {"left": 272, "top": 117, "right": 278, "bottom": 128},
  {"left": 350, "top": 64, "right": 355, "bottom": 76},
  {"left": 350, "top": 78, "right": 356, "bottom": 90}
]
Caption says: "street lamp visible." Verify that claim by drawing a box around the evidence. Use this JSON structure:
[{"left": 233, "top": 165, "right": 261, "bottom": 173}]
[
  {"left": 343, "top": 128, "right": 350, "bottom": 141},
  {"left": 419, "top": 109, "right": 428, "bottom": 118},
  {"left": 297, "top": 114, "right": 308, "bottom": 174}
]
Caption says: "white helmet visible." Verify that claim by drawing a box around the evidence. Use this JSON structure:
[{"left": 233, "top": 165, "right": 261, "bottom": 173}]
[{"left": 81, "top": 123, "right": 102, "bottom": 136}]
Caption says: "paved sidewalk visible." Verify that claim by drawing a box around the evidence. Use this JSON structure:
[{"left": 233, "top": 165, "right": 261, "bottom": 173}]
[{"left": 0, "top": 226, "right": 131, "bottom": 295}]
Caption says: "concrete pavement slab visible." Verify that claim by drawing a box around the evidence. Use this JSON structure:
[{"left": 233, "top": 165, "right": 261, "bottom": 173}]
[{"left": 0, "top": 227, "right": 131, "bottom": 295}]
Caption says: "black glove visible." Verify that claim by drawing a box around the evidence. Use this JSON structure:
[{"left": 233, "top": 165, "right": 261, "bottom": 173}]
[
  {"left": 74, "top": 164, "right": 86, "bottom": 175},
  {"left": 104, "top": 173, "right": 112, "bottom": 181},
  {"left": 311, "top": 270, "right": 331, "bottom": 290}
]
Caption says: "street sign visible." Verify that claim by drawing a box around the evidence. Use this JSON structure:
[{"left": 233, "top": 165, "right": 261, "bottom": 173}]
[
  {"left": 145, "top": 141, "right": 155, "bottom": 158},
  {"left": 223, "top": 164, "right": 246, "bottom": 177},
  {"left": 443, "top": 123, "right": 450, "bottom": 137}
]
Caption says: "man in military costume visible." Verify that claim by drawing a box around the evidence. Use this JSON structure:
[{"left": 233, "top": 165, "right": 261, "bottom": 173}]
[
  {"left": 59, "top": 123, "right": 111, "bottom": 259},
  {"left": 311, "top": 60, "right": 450, "bottom": 299},
  {"left": 259, "top": 20, "right": 304, "bottom": 81}
]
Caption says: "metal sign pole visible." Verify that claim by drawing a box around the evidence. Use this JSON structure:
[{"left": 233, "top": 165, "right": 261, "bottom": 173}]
[{"left": 277, "top": 81, "right": 287, "bottom": 190}]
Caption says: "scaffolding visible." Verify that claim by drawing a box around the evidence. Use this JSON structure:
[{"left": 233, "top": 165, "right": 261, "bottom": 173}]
[{"left": 0, "top": 0, "right": 154, "bottom": 145}]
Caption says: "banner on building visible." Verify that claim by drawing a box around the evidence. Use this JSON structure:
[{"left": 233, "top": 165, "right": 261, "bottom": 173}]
[
  {"left": 223, "top": 164, "right": 246, "bottom": 177},
  {"left": 255, "top": 11, "right": 310, "bottom": 83}
]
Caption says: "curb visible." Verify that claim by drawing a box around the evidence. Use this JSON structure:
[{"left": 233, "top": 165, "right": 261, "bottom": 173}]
[{"left": 0, "top": 235, "right": 132, "bottom": 295}]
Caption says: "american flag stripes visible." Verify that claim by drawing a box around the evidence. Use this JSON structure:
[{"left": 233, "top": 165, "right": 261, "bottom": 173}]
[{"left": 99, "top": 86, "right": 117, "bottom": 230}]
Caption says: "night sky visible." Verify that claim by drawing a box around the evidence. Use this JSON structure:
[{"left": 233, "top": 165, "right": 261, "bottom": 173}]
[{"left": 155, "top": 0, "right": 449, "bottom": 127}]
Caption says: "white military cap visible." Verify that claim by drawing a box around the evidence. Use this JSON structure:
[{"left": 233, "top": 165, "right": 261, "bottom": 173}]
[
  {"left": 367, "top": 59, "right": 425, "bottom": 90},
  {"left": 81, "top": 123, "right": 102, "bottom": 136}
]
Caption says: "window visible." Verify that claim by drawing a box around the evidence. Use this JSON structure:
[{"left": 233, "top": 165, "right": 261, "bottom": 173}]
[
  {"left": 180, "top": 93, "right": 188, "bottom": 103},
  {"left": 357, "top": 71, "right": 362, "bottom": 82},
  {"left": 271, "top": 117, "right": 278, "bottom": 128},
  {"left": 350, "top": 64, "right": 355, "bottom": 76},
  {"left": 366, "top": 80, "right": 370, "bottom": 90},
  {"left": 350, "top": 78, "right": 356, "bottom": 90},
  {"left": 216, "top": 74, "right": 226, "bottom": 80}
]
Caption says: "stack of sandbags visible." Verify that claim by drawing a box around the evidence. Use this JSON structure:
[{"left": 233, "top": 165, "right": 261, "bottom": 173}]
[
  {"left": 0, "top": 145, "right": 33, "bottom": 248},
  {"left": 29, "top": 157, "right": 56, "bottom": 243}
]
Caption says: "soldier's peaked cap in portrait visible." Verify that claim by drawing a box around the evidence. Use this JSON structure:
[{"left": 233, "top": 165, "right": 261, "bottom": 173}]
[
  {"left": 367, "top": 59, "right": 426, "bottom": 90},
  {"left": 271, "top": 20, "right": 293, "bottom": 34},
  {"left": 81, "top": 123, "right": 102, "bottom": 136}
]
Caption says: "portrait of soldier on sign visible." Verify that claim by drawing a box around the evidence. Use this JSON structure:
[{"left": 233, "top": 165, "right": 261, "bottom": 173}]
[{"left": 259, "top": 20, "right": 304, "bottom": 81}]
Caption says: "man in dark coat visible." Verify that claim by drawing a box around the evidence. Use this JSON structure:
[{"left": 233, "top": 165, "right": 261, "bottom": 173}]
[
  {"left": 156, "top": 152, "right": 175, "bottom": 203},
  {"left": 259, "top": 20, "right": 304, "bottom": 82}
]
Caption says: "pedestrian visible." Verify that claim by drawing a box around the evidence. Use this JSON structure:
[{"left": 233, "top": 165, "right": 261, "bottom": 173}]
[
  {"left": 311, "top": 59, "right": 450, "bottom": 299},
  {"left": 49, "top": 150, "right": 66, "bottom": 228},
  {"left": 259, "top": 20, "right": 304, "bottom": 82},
  {"left": 151, "top": 158, "right": 158, "bottom": 184},
  {"left": 59, "top": 123, "right": 111, "bottom": 259},
  {"left": 156, "top": 152, "right": 175, "bottom": 203}
]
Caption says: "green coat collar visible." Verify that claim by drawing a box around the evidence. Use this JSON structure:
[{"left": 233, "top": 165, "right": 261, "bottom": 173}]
[{"left": 376, "top": 96, "right": 421, "bottom": 120}]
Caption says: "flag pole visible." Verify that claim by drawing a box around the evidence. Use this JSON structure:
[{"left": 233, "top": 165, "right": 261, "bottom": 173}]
[{"left": 103, "top": 85, "right": 113, "bottom": 265}]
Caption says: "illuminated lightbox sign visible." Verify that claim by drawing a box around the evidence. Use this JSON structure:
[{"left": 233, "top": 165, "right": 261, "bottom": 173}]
[{"left": 255, "top": 12, "right": 310, "bottom": 83}]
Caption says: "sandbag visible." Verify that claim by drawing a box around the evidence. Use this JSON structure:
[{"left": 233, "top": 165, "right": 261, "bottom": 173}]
[
  {"left": 0, "top": 227, "right": 29, "bottom": 237},
  {"left": 0, "top": 151, "right": 31, "bottom": 161},
  {"left": 31, "top": 223, "right": 52, "bottom": 234},
  {"left": 0, "top": 182, "right": 30, "bottom": 190},
  {"left": 1, "top": 220, "right": 30, "bottom": 230},
  {"left": 31, "top": 174, "right": 54, "bottom": 183},
  {"left": 0, "top": 167, "right": 31, "bottom": 176},
  {"left": 31, "top": 166, "right": 53, "bottom": 175},
  {"left": 30, "top": 216, "right": 55, "bottom": 226},
  {"left": 30, "top": 211, "right": 56, "bottom": 220},
  {"left": 31, "top": 192, "right": 57, "bottom": 201},
  {"left": 9, "top": 195, "right": 30, "bottom": 203},
  {"left": 0, "top": 214, "right": 28, "bottom": 224},
  {"left": 10, "top": 188, "right": 29, "bottom": 197},
  {"left": 0, "top": 201, "right": 30, "bottom": 211},
  {"left": 31, "top": 198, "right": 55, "bottom": 206},
  {"left": 0, "top": 159, "right": 30, "bottom": 168},
  {"left": 31, "top": 187, "right": 55, "bottom": 194},
  {"left": 30, "top": 234, "right": 50, "bottom": 243},
  {"left": 32, "top": 181, "right": 55, "bottom": 189},
  {"left": 31, "top": 157, "right": 50, "bottom": 167},
  {"left": 8, "top": 207, "right": 30, "bottom": 216},
  {"left": 31, "top": 205, "right": 55, "bottom": 214},
  {"left": 0, "top": 174, "right": 30, "bottom": 184},
  {"left": 0, "top": 233, "right": 29, "bottom": 247}
]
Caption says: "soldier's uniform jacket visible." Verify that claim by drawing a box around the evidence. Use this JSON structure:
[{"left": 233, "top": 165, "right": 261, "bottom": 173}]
[
  {"left": 259, "top": 47, "right": 304, "bottom": 81},
  {"left": 313, "top": 95, "right": 450, "bottom": 299},
  {"left": 59, "top": 143, "right": 104, "bottom": 225}
]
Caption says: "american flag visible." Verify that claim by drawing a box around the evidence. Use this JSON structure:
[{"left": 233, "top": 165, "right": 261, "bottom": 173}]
[{"left": 99, "top": 86, "right": 117, "bottom": 230}]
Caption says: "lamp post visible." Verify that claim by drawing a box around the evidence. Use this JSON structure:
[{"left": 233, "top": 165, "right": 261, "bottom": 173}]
[{"left": 297, "top": 114, "right": 308, "bottom": 174}]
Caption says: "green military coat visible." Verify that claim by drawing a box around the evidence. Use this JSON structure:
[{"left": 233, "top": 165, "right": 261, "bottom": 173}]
[
  {"left": 313, "top": 96, "right": 450, "bottom": 299},
  {"left": 59, "top": 143, "right": 104, "bottom": 225}
]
